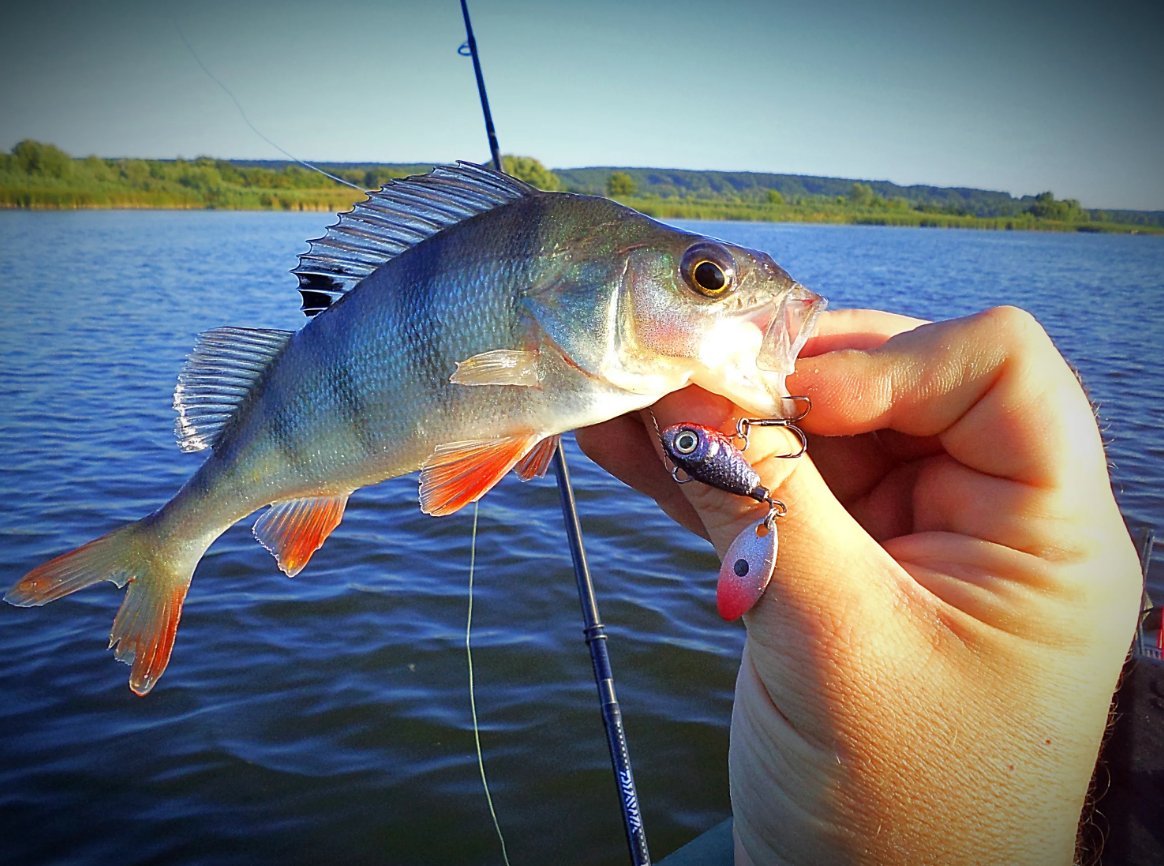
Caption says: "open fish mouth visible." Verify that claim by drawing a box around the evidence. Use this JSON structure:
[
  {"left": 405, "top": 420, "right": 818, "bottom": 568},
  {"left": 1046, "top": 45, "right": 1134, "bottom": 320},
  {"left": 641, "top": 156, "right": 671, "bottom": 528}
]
[
  {"left": 756, "top": 282, "right": 826, "bottom": 374},
  {"left": 694, "top": 283, "right": 826, "bottom": 417}
]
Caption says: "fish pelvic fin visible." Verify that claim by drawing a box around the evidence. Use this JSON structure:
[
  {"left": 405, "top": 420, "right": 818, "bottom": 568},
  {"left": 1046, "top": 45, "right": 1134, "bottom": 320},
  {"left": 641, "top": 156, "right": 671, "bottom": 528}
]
[
  {"left": 6, "top": 519, "right": 201, "bottom": 696},
  {"left": 420, "top": 433, "right": 542, "bottom": 516},
  {"left": 253, "top": 493, "right": 350, "bottom": 577},
  {"left": 174, "top": 327, "right": 294, "bottom": 453},
  {"left": 514, "top": 434, "right": 560, "bottom": 481}
]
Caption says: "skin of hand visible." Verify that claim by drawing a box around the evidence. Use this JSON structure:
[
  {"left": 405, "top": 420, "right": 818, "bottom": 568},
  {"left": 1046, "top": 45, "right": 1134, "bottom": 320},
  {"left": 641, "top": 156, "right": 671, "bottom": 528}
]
[{"left": 576, "top": 307, "right": 1142, "bottom": 865}]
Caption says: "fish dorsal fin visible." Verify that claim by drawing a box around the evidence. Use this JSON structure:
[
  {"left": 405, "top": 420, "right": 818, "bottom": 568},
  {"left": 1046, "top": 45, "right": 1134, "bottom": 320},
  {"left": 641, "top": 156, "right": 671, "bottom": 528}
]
[
  {"left": 293, "top": 162, "right": 537, "bottom": 317},
  {"left": 173, "top": 327, "right": 293, "bottom": 453}
]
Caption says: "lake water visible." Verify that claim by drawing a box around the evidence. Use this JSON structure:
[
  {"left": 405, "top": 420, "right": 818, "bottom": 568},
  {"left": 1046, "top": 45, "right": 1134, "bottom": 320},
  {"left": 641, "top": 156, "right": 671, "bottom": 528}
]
[{"left": 1, "top": 211, "right": 1161, "bottom": 864}]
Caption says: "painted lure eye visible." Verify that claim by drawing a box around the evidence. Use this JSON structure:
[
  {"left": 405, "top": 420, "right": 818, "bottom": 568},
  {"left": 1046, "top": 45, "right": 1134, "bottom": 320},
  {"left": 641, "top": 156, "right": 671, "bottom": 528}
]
[
  {"left": 673, "top": 429, "right": 700, "bottom": 455},
  {"left": 681, "top": 243, "right": 735, "bottom": 298}
]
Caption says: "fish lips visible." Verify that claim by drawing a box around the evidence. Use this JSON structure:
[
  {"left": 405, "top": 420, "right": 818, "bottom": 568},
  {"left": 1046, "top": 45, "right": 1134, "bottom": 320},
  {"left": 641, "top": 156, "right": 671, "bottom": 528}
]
[
  {"left": 755, "top": 282, "right": 826, "bottom": 376},
  {"left": 698, "top": 284, "right": 824, "bottom": 418}
]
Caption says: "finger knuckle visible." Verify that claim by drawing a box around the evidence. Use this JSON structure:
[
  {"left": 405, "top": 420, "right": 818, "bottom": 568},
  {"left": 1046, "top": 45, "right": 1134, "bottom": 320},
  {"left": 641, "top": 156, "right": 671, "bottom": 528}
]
[{"left": 979, "top": 305, "right": 1047, "bottom": 344}]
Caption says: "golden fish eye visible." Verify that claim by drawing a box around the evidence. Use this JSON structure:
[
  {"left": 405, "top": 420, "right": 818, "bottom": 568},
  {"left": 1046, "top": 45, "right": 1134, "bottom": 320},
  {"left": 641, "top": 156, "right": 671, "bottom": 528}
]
[
  {"left": 674, "top": 430, "right": 699, "bottom": 454},
  {"left": 681, "top": 243, "right": 735, "bottom": 298}
]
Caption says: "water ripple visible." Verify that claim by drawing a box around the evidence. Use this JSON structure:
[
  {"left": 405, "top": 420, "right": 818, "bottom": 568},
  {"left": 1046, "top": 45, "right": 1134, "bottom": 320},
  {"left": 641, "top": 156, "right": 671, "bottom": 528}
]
[{"left": 1, "top": 212, "right": 1160, "bottom": 863}]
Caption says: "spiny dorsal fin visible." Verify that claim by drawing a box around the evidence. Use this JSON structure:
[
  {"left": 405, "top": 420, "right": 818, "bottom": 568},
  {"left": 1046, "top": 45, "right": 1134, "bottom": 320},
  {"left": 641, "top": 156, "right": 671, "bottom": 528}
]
[
  {"left": 173, "top": 327, "right": 293, "bottom": 453},
  {"left": 293, "top": 162, "right": 537, "bottom": 317}
]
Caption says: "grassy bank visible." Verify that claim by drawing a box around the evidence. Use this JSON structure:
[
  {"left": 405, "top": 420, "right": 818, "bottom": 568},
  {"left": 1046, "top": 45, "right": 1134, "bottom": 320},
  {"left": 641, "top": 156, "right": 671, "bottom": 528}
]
[
  {"left": 617, "top": 195, "right": 1139, "bottom": 232},
  {"left": 2, "top": 140, "right": 1159, "bottom": 234}
]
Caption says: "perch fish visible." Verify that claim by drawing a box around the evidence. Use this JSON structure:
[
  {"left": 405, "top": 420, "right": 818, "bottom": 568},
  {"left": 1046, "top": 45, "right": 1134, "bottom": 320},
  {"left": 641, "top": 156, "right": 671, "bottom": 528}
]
[{"left": 6, "top": 163, "right": 824, "bottom": 694}]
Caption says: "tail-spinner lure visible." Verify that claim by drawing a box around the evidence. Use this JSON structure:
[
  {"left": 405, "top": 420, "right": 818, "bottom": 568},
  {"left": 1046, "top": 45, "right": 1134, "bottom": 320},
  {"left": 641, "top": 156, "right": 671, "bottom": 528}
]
[{"left": 660, "top": 400, "right": 809, "bottom": 620}]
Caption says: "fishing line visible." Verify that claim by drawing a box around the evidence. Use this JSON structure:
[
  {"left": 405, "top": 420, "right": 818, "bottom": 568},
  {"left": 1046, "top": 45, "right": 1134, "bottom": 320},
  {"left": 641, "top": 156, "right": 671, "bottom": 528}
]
[
  {"left": 465, "top": 501, "right": 511, "bottom": 865},
  {"left": 173, "top": 18, "right": 367, "bottom": 193}
]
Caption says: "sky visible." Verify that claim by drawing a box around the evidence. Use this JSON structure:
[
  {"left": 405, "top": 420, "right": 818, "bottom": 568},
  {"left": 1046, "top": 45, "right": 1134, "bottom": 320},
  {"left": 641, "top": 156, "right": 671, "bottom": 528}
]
[{"left": 1, "top": 0, "right": 1161, "bottom": 210}]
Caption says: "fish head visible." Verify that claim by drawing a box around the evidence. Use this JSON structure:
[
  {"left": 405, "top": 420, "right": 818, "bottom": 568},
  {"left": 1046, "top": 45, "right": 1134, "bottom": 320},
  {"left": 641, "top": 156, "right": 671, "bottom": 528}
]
[{"left": 617, "top": 230, "right": 826, "bottom": 416}]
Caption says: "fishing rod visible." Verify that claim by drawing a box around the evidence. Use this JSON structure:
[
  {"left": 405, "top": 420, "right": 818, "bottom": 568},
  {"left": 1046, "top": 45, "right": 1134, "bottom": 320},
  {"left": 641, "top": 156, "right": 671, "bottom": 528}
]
[{"left": 457, "top": 2, "right": 652, "bottom": 863}]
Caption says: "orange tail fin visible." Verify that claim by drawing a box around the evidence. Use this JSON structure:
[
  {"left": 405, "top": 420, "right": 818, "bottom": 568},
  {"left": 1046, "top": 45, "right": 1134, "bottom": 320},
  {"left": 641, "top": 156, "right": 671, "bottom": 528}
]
[{"left": 6, "top": 520, "right": 196, "bottom": 696}]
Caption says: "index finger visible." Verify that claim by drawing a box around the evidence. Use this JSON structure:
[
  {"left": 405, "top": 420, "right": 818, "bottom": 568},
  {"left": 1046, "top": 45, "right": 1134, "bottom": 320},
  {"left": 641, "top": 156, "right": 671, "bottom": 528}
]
[
  {"left": 801, "top": 308, "right": 929, "bottom": 356},
  {"left": 791, "top": 306, "right": 1106, "bottom": 490}
]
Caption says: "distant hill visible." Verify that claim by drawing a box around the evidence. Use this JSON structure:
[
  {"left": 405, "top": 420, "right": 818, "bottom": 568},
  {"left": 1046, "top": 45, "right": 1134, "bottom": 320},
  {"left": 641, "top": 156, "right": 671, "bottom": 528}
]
[
  {"left": 229, "top": 158, "right": 1164, "bottom": 226},
  {"left": 553, "top": 166, "right": 1164, "bottom": 227},
  {"left": 2, "top": 140, "right": 1160, "bottom": 231}
]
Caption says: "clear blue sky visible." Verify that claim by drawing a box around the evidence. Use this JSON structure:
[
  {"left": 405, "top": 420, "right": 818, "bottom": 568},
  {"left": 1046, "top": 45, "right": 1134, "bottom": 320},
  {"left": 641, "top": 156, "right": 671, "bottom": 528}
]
[{"left": 2, "top": 0, "right": 1161, "bottom": 209}]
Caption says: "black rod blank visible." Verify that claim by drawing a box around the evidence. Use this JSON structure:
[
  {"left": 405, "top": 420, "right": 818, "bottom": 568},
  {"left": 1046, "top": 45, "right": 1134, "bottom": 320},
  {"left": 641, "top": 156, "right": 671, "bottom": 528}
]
[{"left": 457, "top": 3, "right": 651, "bottom": 861}]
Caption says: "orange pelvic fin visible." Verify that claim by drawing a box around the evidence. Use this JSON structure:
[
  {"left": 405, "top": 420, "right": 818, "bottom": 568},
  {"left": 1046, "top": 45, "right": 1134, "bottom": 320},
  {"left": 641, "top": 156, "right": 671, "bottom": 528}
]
[
  {"left": 253, "top": 493, "right": 350, "bottom": 577},
  {"left": 6, "top": 520, "right": 197, "bottom": 696},
  {"left": 420, "top": 433, "right": 541, "bottom": 516},
  {"left": 514, "top": 434, "right": 560, "bottom": 480}
]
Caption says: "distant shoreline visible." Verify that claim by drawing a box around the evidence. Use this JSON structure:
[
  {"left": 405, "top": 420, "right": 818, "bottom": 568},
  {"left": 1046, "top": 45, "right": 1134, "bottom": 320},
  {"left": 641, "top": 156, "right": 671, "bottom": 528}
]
[
  {"left": 3, "top": 140, "right": 1160, "bottom": 234},
  {"left": 1, "top": 200, "right": 1157, "bottom": 234},
  {"left": 0, "top": 201, "right": 343, "bottom": 213}
]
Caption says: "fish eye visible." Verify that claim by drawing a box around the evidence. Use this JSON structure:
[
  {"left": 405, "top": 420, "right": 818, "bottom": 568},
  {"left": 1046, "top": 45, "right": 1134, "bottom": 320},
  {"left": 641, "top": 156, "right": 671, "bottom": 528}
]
[
  {"left": 681, "top": 243, "right": 735, "bottom": 298},
  {"left": 674, "top": 429, "right": 700, "bottom": 455}
]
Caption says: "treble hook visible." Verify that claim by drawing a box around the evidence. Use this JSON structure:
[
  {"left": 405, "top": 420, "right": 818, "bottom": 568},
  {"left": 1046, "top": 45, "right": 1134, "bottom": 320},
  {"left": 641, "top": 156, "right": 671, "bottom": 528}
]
[
  {"left": 734, "top": 395, "right": 811, "bottom": 459},
  {"left": 780, "top": 394, "right": 813, "bottom": 423}
]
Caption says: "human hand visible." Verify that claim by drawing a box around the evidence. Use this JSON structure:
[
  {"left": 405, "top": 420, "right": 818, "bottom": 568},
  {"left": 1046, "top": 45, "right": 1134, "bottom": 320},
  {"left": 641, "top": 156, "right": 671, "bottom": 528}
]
[{"left": 576, "top": 307, "right": 1141, "bottom": 864}]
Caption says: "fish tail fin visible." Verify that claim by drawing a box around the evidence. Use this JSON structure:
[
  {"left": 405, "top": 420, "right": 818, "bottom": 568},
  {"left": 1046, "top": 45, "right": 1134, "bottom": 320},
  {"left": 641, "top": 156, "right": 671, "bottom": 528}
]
[{"left": 6, "top": 518, "right": 198, "bottom": 696}]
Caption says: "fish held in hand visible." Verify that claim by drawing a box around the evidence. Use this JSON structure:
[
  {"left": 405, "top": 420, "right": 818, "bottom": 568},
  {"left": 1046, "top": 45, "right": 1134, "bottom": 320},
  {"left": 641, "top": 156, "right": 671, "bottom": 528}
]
[{"left": 7, "top": 163, "right": 824, "bottom": 694}]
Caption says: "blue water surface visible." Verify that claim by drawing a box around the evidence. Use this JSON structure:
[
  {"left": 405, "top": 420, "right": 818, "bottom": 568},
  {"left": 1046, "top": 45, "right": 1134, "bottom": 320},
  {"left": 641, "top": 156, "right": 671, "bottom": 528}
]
[{"left": 0, "top": 211, "right": 1160, "bottom": 864}]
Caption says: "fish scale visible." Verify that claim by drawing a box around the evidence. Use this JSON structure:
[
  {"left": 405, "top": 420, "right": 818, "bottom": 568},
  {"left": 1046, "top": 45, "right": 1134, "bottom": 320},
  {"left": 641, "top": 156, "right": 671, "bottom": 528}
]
[{"left": 6, "top": 162, "right": 824, "bottom": 694}]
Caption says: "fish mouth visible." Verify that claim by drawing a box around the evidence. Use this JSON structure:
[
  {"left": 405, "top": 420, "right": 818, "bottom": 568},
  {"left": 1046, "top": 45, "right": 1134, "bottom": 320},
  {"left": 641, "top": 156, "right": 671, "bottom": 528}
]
[
  {"left": 755, "top": 282, "right": 826, "bottom": 374},
  {"left": 690, "top": 282, "right": 826, "bottom": 417}
]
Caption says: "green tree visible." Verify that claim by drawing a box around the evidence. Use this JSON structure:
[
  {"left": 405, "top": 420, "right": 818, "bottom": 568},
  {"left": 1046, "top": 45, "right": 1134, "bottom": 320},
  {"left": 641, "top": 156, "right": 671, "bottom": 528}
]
[
  {"left": 607, "top": 171, "right": 636, "bottom": 197},
  {"left": 848, "top": 182, "right": 875, "bottom": 208},
  {"left": 1028, "top": 191, "right": 1084, "bottom": 222},
  {"left": 80, "top": 155, "right": 112, "bottom": 182},
  {"left": 119, "top": 158, "right": 150, "bottom": 187},
  {"left": 11, "top": 139, "right": 72, "bottom": 178},
  {"left": 765, "top": 188, "right": 784, "bottom": 206},
  {"left": 501, "top": 155, "right": 561, "bottom": 191}
]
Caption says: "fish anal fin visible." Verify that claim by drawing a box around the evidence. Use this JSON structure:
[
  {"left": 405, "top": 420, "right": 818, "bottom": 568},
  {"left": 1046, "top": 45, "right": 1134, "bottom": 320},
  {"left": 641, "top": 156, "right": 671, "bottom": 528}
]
[
  {"left": 514, "top": 435, "right": 560, "bottom": 480},
  {"left": 420, "top": 433, "right": 540, "bottom": 516},
  {"left": 450, "top": 348, "right": 542, "bottom": 388},
  {"left": 253, "top": 493, "right": 350, "bottom": 577}
]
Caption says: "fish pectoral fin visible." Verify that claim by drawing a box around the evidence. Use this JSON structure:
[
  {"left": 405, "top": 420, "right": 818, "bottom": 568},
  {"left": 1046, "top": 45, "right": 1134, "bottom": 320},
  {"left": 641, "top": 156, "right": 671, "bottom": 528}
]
[
  {"left": 514, "top": 434, "right": 560, "bottom": 480},
  {"left": 253, "top": 493, "right": 350, "bottom": 577},
  {"left": 420, "top": 433, "right": 541, "bottom": 516},
  {"left": 450, "top": 348, "right": 542, "bottom": 388}
]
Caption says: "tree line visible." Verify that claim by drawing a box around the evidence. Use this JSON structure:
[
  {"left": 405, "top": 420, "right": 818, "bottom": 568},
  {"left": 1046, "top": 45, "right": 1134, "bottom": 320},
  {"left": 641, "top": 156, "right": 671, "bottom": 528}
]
[{"left": 2, "top": 140, "right": 1159, "bottom": 233}]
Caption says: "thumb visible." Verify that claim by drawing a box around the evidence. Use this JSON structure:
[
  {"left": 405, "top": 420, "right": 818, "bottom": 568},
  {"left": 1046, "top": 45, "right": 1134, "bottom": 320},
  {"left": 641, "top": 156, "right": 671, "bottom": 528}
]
[
  {"left": 647, "top": 388, "right": 911, "bottom": 678},
  {"left": 737, "top": 445, "right": 916, "bottom": 715}
]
